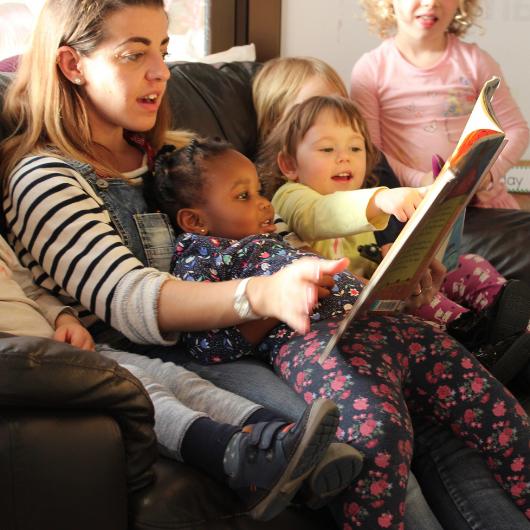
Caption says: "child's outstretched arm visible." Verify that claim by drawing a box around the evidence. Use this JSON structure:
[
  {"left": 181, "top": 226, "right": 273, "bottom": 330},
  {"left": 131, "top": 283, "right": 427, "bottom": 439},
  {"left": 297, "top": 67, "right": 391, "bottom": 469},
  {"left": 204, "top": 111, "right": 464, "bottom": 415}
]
[
  {"left": 368, "top": 186, "right": 430, "bottom": 222},
  {"left": 272, "top": 184, "right": 391, "bottom": 243}
]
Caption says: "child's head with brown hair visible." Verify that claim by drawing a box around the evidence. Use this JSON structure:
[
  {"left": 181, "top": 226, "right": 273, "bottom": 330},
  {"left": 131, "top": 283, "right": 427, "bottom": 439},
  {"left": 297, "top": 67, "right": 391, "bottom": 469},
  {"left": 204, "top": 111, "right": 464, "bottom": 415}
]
[
  {"left": 261, "top": 95, "right": 379, "bottom": 199},
  {"left": 359, "top": 0, "right": 482, "bottom": 38},
  {"left": 252, "top": 56, "right": 348, "bottom": 143},
  {"left": 151, "top": 138, "right": 275, "bottom": 239}
]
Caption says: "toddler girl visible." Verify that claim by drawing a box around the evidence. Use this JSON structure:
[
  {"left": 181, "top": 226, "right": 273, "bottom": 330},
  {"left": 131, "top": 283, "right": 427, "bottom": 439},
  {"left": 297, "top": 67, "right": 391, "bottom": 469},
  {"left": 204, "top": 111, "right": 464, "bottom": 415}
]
[
  {"left": 351, "top": 0, "right": 529, "bottom": 209},
  {"left": 146, "top": 137, "right": 530, "bottom": 529},
  {"left": 253, "top": 57, "right": 530, "bottom": 381}
]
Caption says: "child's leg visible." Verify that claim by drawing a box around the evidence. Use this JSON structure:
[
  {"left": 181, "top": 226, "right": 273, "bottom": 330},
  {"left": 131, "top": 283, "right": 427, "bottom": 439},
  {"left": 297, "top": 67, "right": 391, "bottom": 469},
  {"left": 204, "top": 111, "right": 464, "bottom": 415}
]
[
  {"left": 412, "top": 290, "right": 468, "bottom": 325},
  {"left": 102, "top": 347, "right": 356, "bottom": 520},
  {"left": 273, "top": 316, "right": 530, "bottom": 528},
  {"left": 272, "top": 318, "right": 415, "bottom": 529},
  {"left": 396, "top": 320, "right": 530, "bottom": 522},
  {"left": 108, "top": 353, "right": 340, "bottom": 521},
  {"left": 412, "top": 253, "right": 506, "bottom": 327},
  {"left": 442, "top": 254, "right": 506, "bottom": 312},
  {"left": 101, "top": 347, "right": 261, "bottom": 426}
]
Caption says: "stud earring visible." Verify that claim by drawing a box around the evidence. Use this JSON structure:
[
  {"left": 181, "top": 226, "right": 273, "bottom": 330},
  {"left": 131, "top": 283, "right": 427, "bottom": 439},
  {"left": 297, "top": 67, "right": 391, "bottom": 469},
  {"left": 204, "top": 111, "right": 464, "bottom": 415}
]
[
  {"left": 200, "top": 228, "right": 206, "bottom": 234},
  {"left": 73, "top": 77, "right": 83, "bottom": 85}
]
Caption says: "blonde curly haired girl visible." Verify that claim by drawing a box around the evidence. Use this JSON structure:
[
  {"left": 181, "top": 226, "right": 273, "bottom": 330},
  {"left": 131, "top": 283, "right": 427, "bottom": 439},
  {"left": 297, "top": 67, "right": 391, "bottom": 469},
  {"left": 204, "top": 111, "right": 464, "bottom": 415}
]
[{"left": 358, "top": 0, "right": 482, "bottom": 38}]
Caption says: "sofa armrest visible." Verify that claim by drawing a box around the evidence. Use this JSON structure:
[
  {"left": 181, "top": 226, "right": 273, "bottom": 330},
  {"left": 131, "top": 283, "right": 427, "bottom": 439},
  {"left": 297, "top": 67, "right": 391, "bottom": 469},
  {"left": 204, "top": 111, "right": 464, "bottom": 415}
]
[
  {"left": 0, "top": 334, "right": 157, "bottom": 492},
  {"left": 0, "top": 412, "right": 128, "bottom": 530}
]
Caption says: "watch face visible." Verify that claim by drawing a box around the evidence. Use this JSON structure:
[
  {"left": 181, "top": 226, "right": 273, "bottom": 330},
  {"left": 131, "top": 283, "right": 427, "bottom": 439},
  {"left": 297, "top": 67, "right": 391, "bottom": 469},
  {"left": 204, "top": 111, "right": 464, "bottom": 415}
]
[
  {"left": 235, "top": 298, "right": 248, "bottom": 317},
  {"left": 234, "top": 279, "right": 257, "bottom": 320}
]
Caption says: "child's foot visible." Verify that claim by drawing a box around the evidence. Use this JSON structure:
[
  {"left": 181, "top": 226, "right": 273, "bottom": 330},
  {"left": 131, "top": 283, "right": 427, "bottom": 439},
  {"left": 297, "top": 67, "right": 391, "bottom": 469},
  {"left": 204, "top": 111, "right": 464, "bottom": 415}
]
[
  {"left": 223, "top": 398, "right": 339, "bottom": 521},
  {"left": 298, "top": 442, "right": 364, "bottom": 509}
]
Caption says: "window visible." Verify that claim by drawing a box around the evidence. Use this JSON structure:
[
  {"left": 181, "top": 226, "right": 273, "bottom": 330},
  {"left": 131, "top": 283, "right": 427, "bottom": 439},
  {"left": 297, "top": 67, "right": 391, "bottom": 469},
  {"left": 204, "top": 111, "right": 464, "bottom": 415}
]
[
  {"left": 0, "top": 0, "right": 280, "bottom": 62},
  {"left": 0, "top": 1, "right": 42, "bottom": 61},
  {"left": 165, "top": 0, "right": 209, "bottom": 61},
  {"left": 210, "top": 0, "right": 281, "bottom": 61}
]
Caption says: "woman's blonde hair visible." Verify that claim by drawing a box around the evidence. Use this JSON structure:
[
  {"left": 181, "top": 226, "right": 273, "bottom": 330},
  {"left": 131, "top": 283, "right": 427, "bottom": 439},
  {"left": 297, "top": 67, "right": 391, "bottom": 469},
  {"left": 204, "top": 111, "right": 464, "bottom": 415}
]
[
  {"left": 359, "top": 0, "right": 482, "bottom": 38},
  {"left": 252, "top": 56, "right": 348, "bottom": 143},
  {"left": 1, "top": 0, "right": 191, "bottom": 179},
  {"left": 259, "top": 95, "right": 379, "bottom": 199}
]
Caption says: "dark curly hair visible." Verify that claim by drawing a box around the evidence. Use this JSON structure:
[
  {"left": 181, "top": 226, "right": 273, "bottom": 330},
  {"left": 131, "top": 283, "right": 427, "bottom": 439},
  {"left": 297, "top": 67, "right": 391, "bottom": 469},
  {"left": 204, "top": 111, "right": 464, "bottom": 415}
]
[{"left": 145, "top": 137, "right": 233, "bottom": 233}]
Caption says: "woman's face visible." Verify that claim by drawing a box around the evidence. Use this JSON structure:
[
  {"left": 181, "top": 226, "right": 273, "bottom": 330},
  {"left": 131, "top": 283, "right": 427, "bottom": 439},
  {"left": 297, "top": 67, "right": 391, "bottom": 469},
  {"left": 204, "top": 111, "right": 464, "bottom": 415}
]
[{"left": 77, "top": 5, "right": 170, "bottom": 140}]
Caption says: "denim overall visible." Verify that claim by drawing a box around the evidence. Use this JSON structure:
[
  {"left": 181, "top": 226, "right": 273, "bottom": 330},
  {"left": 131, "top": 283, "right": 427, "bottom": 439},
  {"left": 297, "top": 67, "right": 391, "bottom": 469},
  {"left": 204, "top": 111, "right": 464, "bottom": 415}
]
[{"left": 64, "top": 159, "right": 176, "bottom": 272}]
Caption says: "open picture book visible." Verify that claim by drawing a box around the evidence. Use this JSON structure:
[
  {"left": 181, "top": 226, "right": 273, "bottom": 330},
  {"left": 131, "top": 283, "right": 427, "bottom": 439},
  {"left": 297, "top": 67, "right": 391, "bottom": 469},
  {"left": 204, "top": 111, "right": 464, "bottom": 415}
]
[{"left": 318, "top": 76, "right": 507, "bottom": 364}]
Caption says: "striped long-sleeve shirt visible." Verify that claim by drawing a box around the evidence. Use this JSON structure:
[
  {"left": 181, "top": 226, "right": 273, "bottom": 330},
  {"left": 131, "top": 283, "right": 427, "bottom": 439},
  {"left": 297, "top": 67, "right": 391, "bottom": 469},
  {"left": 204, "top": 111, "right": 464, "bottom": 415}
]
[{"left": 3, "top": 155, "right": 176, "bottom": 345}]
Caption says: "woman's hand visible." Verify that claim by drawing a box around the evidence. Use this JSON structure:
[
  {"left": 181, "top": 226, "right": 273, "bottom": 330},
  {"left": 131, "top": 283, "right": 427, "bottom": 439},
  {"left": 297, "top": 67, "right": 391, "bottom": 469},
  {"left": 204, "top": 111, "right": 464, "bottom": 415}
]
[
  {"left": 370, "top": 186, "right": 430, "bottom": 222},
  {"left": 54, "top": 312, "right": 96, "bottom": 351},
  {"left": 246, "top": 257, "right": 349, "bottom": 335},
  {"left": 405, "top": 258, "right": 446, "bottom": 310}
]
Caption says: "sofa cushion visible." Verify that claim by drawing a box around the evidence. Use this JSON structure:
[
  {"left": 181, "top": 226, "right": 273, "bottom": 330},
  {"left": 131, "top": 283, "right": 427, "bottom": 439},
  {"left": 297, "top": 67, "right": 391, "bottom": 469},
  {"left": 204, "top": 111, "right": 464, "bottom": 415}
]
[
  {"left": 462, "top": 207, "right": 530, "bottom": 285},
  {"left": 165, "top": 61, "right": 260, "bottom": 159}
]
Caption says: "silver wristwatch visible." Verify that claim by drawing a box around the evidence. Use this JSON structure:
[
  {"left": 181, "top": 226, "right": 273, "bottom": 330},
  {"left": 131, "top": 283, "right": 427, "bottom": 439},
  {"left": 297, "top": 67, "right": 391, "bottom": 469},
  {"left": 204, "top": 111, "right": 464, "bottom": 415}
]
[{"left": 233, "top": 278, "right": 260, "bottom": 320}]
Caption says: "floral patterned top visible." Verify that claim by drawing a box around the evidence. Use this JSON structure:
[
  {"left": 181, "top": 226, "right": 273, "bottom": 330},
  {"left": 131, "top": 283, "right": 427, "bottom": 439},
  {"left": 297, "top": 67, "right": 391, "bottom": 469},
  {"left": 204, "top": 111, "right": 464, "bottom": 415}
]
[{"left": 171, "top": 233, "right": 364, "bottom": 364}]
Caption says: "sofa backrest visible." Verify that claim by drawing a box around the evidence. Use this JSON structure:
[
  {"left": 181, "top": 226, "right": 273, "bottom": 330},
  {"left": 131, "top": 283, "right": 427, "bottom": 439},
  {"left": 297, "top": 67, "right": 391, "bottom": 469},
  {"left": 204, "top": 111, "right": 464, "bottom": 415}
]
[
  {"left": 0, "top": 61, "right": 261, "bottom": 157},
  {"left": 166, "top": 61, "right": 261, "bottom": 159}
]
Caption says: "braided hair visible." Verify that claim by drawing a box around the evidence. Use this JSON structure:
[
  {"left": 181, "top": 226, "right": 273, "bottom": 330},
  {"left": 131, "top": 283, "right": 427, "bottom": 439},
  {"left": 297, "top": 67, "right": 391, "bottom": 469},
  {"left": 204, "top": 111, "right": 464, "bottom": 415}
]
[{"left": 146, "top": 137, "right": 233, "bottom": 233}]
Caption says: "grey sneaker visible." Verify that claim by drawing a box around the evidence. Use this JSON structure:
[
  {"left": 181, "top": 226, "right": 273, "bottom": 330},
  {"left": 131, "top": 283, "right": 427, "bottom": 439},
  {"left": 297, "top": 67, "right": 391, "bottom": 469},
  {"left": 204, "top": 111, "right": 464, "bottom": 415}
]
[
  {"left": 224, "top": 398, "right": 339, "bottom": 521},
  {"left": 300, "top": 442, "right": 364, "bottom": 509}
]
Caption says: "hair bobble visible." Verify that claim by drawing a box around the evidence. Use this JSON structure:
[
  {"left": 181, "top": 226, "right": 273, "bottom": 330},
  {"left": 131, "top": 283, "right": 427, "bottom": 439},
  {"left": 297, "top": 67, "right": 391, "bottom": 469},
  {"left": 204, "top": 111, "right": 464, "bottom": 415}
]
[
  {"left": 153, "top": 144, "right": 176, "bottom": 177},
  {"left": 184, "top": 138, "right": 199, "bottom": 163}
]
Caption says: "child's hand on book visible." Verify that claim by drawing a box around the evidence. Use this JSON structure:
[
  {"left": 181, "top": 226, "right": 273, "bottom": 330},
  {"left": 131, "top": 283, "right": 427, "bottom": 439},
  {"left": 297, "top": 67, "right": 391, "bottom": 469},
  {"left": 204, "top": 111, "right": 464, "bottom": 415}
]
[{"left": 371, "top": 186, "right": 430, "bottom": 222}]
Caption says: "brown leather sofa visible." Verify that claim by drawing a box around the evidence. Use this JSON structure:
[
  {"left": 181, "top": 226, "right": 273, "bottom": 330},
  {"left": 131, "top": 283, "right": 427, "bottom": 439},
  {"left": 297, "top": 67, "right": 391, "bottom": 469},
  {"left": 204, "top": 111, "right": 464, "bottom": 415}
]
[{"left": 1, "top": 60, "right": 529, "bottom": 530}]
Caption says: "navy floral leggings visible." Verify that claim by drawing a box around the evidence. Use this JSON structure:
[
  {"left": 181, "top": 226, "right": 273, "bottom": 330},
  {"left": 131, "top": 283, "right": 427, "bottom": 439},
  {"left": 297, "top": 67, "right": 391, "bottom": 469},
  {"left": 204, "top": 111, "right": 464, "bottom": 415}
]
[
  {"left": 172, "top": 233, "right": 530, "bottom": 527},
  {"left": 269, "top": 316, "right": 530, "bottom": 529}
]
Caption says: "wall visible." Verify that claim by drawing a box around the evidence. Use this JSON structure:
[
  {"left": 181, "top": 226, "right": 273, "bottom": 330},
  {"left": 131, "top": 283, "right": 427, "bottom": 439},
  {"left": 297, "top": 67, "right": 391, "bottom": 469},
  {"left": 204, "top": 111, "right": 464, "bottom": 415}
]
[{"left": 281, "top": 0, "right": 530, "bottom": 158}]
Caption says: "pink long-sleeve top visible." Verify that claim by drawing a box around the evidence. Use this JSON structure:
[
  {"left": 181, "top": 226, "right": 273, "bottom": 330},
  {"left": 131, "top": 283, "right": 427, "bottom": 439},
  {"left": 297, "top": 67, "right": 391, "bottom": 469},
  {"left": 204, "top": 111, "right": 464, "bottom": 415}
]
[{"left": 350, "top": 35, "right": 529, "bottom": 209}]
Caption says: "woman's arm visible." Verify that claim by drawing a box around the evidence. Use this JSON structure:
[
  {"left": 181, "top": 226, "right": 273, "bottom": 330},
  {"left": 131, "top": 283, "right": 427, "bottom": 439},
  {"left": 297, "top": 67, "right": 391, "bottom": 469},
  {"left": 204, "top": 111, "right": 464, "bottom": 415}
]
[
  {"left": 5, "top": 157, "right": 349, "bottom": 341},
  {"left": 157, "top": 258, "right": 349, "bottom": 336},
  {"left": 5, "top": 157, "right": 144, "bottom": 324}
]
